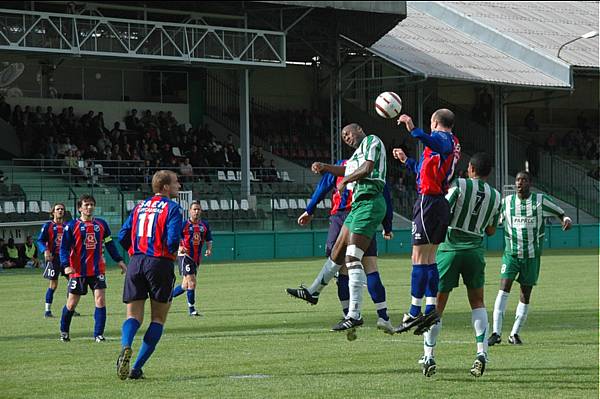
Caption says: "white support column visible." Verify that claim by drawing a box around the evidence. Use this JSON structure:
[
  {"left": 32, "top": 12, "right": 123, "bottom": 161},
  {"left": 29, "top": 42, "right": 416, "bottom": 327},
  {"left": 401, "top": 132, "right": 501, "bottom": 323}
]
[{"left": 239, "top": 69, "right": 251, "bottom": 199}]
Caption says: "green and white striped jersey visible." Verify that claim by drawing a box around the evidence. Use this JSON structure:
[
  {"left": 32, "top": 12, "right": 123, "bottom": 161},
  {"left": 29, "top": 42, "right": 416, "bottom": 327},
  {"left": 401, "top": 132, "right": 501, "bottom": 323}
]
[
  {"left": 345, "top": 135, "right": 386, "bottom": 199},
  {"left": 439, "top": 178, "right": 502, "bottom": 250},
  {"left": 502, "top": 193, "right": 565, "bottom": 258}
]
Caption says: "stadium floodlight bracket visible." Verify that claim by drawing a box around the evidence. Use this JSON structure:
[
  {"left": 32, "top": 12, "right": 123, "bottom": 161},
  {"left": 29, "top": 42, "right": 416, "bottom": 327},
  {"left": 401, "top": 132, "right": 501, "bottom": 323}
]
[
  {"left": 0, "top": 8, "right": 286, "bottom": 67},
  {"left": 556, "top": 30, "right": 598, "bottom": 62}
]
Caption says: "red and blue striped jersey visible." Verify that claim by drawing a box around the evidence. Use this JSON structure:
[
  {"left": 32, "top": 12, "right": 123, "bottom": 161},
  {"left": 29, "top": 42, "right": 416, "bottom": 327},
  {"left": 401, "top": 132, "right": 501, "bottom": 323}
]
[
  {"left": 405, "top": 128, "right": 461, "bottom": 195},
  {"left": 60, "top": 218, "right": 123, "bottom": 277},
  {"left": 180, "top": 219, "right": 212, "bottom": 264},
  {"left": 37, "top": 221, "right": 64, "bottom": 257},
  {"left": 119, "top": 195, "right": 183, "bottom": 260},
  {"left": 306, "top": 160, "right": 353, "bottom": 216}
]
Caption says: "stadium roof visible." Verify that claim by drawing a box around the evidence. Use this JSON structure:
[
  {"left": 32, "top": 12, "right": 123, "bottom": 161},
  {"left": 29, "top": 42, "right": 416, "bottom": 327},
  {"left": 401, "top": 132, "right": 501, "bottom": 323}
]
[{"left": 371, "top": 1, "right": 600, "bottom": 88}]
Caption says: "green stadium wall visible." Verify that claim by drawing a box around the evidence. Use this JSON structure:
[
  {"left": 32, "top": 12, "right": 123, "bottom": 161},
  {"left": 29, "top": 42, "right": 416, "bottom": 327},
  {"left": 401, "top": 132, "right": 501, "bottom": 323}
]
[{"left": 206, "top": 224, "right": 599, "bottom": 262}]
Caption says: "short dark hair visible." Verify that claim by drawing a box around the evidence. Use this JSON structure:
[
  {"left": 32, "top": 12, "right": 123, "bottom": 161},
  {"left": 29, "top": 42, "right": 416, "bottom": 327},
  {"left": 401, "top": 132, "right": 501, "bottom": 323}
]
[
  {"left": 77, "top": 194, "right": 96, "bottom": 209},
  {"left": 469, "top": 152, "right": 492, "bottom": 177},
  {"left": 516, "top": 170, "right": 531, "bottom": 181},
  {"left": 190, "top": 200, "right": 202, "bottom": 209},
  {"left": 432, "top": 108, "right": 455, "bottom": 129}
]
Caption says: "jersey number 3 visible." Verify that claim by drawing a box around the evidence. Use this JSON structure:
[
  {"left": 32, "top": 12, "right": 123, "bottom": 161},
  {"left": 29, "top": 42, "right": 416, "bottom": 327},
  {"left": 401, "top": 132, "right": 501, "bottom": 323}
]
[{"left": 137, "top": 212, "right": 156, "bottom": 238}]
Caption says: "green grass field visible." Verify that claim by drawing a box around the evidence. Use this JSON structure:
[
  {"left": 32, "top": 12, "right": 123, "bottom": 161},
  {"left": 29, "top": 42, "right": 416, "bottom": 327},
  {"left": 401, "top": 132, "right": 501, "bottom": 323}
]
[{"left": 0, "top": 249, "right": 597, "bottom": 399}]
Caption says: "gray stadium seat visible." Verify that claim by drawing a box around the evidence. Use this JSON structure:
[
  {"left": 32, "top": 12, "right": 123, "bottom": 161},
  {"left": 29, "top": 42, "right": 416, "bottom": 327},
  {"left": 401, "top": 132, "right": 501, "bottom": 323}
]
[
  {"left": 28, "top": 201, "right": 40, "bottom": 213},
  {"left": 4, "top": 201, "right": 16, "bottom": 213},
  {"left": 41, "top": 201, "right": 51, "bottom": 213},
  {"left": 298, "top": 199, "right": 307, "bottom": 209},
  {"left": 126, "top": 200, "right": 136, "bottom": 211},
  {"left": 200, "top": 200, "right": 209, "bottom": 210},
  {"left": 16, "top": 201, "right": 25, "bottom": 214},
  {"left": 217, "top": 171, "right": 227, "bottom": 181},
  {"left": 288, "top": 199, "right": 298, "bottom": 209},
  {"left": 210, "top": 200, "right": 220, "bottom": 210},
  {"left": 240, "top": 199, "right": 249, "bottom": 211},
  {"left": 220, "top": 199, "right": 231, "bottom": 210}
]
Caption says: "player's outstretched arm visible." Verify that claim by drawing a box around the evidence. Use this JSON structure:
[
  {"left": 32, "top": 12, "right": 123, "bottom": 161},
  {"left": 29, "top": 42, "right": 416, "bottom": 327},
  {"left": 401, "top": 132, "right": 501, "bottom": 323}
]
[
  {"left": 561, "top": 215, "right": 572, "bottom": 231},
  {"left": 311, "top": 162, "right": 346, "bottom": 176}
]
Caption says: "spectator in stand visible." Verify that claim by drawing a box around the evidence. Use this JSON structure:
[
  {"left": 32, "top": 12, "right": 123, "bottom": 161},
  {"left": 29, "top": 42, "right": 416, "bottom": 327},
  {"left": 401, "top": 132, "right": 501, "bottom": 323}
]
[
  {"left": 125, "top": 109, "right": 143, "bottom": 131},
  {"left": 141, "top": 109, "right": 156, "bottom": 128},
  {"left": 3, "top": 238, "right": 21, "bottom": 268},
  {"left": 166, "top": 111, "right": 177, "bottom": 127},
  {"left": 0, "top": 96, "right": 10, "bottom": 122},
  {"left": 226, "top": 144, "right": 240, "bottom": 168},
  {"left": 44, "top": 106, "right": 56, "bottom": 124},
  {"left": 524, "top": 109, "right": 539, "bottom": 132},
  {"left": 79, "top": 110, "right": 94, "bottom": 128},
  {"left": 110, "top": 121, "right": 123, "bottom": 142},
  {"left": 479, "top": 87, "right": 493, "bottom": 123},
  {"left": 11, "top": 105, "right": 25, "bottom": 130},
  {"left": 180, "top": 157, "right": 194, "bottom": 183},
  {"left": 45, "top": 135, "right": 58, "bottom": 161},
  {"left": 97, "top": 132, "right": 111, "bottom": 153}
]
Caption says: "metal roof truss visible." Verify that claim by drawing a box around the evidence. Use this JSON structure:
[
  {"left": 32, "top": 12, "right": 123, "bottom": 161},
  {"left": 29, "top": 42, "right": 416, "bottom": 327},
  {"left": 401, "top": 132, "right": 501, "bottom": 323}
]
[{"left": 0, "top": 8, "right": 286, "bottom": 67}]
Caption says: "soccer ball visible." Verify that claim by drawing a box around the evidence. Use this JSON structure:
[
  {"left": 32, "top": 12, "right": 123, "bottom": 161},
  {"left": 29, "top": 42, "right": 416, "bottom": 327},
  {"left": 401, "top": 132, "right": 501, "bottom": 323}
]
[{"left": 375, "top": 91, "right": 402, "bottom": 119}]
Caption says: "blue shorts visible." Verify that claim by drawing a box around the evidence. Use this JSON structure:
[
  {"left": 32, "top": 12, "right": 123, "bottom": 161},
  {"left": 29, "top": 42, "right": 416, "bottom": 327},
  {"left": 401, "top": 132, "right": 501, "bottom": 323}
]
[
  {"left": 68, "top": 275, "right": 107, "bottom": 296},
  {"left": 412, "top": 194, "right": 450, "bottom": 245},
  {"left": 42, "top": 260, "right": 65, "bottom": 281},
  {"left": 177, "top": 255, "right": 198, "bottom": 276},
  {"left": 123, "top": 254, "right": 176, "bottom": 304},
  {"left": 326, "top": 210, "right": 378, "bottom": 257}
]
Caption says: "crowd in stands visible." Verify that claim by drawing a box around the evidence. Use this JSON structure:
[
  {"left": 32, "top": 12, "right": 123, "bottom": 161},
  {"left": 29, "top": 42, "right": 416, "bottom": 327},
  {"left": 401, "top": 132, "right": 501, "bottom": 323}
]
[{"left": 0, "top": 98, "right": 271, "bottom": 189}]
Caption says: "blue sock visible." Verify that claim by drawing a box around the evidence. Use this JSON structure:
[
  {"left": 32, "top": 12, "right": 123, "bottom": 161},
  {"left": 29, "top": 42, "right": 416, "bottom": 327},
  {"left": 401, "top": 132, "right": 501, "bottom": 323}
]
[
  {"left": 45, "top": 288, "right": 55, "bottom": 304},
  {"left": 121, "top": 318, "right": 141, "bottom": 348},
  {"left": 60, "top": 305, "right": 74, "bottom": 333},
  {"left": 425, "top": 264, "right": 440, "bottom": 315},
  {"left": 187, "top": 289, "right": 195, "bottom": 306},
  {"left": 336, "top": 273, "right": 350, "bottom": 316},
  {"left": 367, "top": 272, "right": 389, "bottom": 321},
  {"left": 172, "top": 285, "right": 184, "bottom": 298},
  {"left": 409, "top": 264, "right": 428, "bottom": 317},
  {"left": 94, "top": 307, "right": 106, "bottom": 337},
  {"left": 132, "top": 322, "right": 164, "bottom": 371}
]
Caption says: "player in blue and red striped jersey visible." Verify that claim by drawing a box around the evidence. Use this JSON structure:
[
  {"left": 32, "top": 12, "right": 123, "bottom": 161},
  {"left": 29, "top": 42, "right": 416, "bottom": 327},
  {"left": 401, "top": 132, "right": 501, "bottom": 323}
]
[
  {"left": 38, "top": 202, "right": 67, "bottom": 318},
  {"left": 392, "top": 109, "right": 461, "bottom": 352},
  {"left": 172, "top": 201, "right": 213, "bottom": 316},
  {"left": 58, "top": 195, "right": 127, "bottom": 343},
  {"left": 117, "top": 170, "right": 182, "bottom": 380},
  {"left": 286, "top": 159, "right": 396, "bottom": 334}
]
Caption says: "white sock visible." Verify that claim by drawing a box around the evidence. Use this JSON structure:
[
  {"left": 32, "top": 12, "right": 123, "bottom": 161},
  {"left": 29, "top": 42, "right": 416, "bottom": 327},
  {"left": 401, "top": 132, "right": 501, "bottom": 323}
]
[
  {"left": 472, "top": 307, "right": 488, "bottom": 355},
  {"left": 510, "top": 302, "right": 529, "bottom": 336},
  {"left": 307, "top": 258, "right": 342, "bottom": 295},
  {"left": 493, "top": 290, "right": 509, "bottom": 335},
  {"left": 347, "top": 268, "right": 366, "bottom": 320},
  {"left": 45, "top": 303, "right": 51, "bottom": 312},
  {"left": 423, "top": 319, "right": 442, "bottom": 359}
]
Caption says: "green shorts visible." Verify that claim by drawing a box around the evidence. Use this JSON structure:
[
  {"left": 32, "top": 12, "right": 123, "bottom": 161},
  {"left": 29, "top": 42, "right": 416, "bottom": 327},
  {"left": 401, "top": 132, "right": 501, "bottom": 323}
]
[
  {"left": 437, "top": 248, "right": 486, "bottom": 292},
  {"left": 500, "top": 253, "right": 541, "bottom": 286},
  {"left": 343, "top": 194, "right": 386, "bottom": 238}
]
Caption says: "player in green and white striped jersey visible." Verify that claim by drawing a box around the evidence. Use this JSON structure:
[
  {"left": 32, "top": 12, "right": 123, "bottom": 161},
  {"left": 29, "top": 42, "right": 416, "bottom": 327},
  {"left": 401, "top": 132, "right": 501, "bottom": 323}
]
[
  {"left": 488, "top": 171, "right": 572, "bottom": 346},
  {"left": 420, "top": 152, "right": 501, "bottom": 377}
]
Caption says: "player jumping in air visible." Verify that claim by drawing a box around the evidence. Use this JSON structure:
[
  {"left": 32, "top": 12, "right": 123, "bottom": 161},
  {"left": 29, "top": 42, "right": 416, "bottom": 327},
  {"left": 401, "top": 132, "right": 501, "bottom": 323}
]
[{"left": 392, "top": 109, "right": 460, "bottom": 336}]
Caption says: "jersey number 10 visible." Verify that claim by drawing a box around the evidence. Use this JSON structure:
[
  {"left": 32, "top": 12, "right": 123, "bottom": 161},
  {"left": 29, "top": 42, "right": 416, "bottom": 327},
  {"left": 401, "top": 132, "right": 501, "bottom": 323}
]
[{"left": 137, "top": 212, "right": 156, "bottom": 237}]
